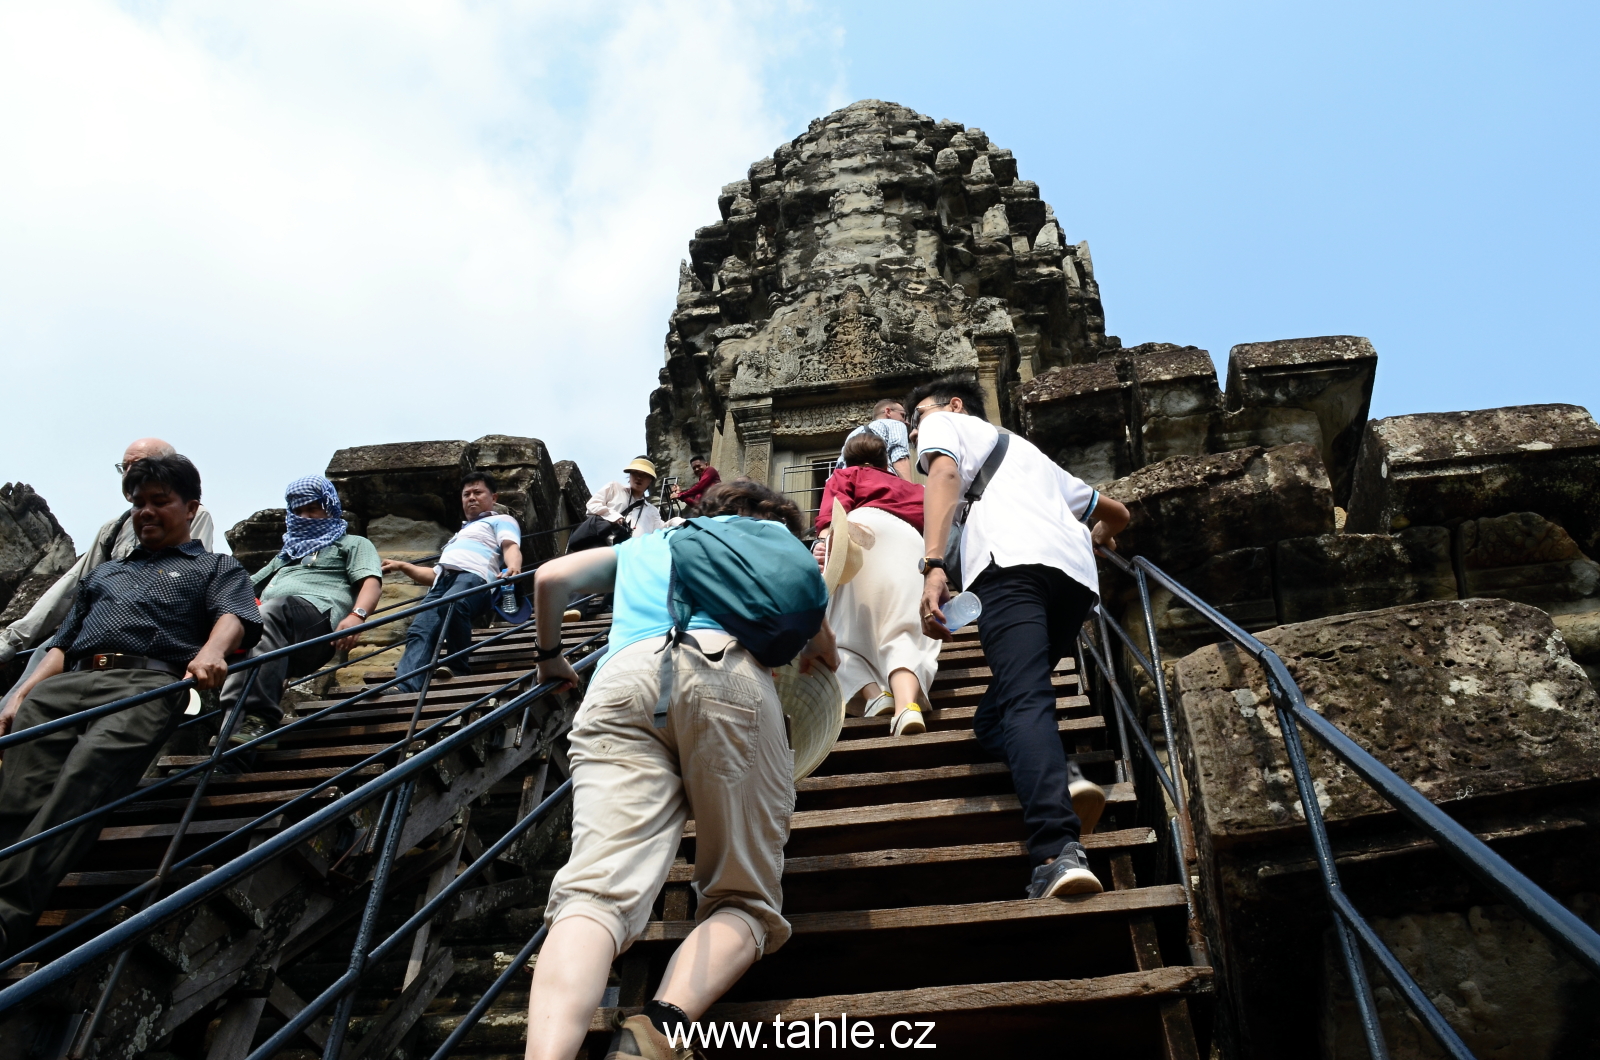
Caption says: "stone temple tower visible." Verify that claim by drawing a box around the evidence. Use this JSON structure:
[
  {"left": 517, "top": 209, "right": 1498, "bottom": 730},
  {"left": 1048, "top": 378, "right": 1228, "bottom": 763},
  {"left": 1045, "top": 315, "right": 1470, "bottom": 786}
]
[{"left": 646, "top": 99, "right": 1108, "bottom": 520}]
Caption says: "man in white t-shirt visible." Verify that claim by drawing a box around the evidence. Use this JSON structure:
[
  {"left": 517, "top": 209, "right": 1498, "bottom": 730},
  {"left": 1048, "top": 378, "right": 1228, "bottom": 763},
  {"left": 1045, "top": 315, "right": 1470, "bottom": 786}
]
[
  {"left": 383, "top": 471, "right": 523, "bottom": 693},
  {"left": 911, "top": 374, "right": 1130, "bottom": 901}
]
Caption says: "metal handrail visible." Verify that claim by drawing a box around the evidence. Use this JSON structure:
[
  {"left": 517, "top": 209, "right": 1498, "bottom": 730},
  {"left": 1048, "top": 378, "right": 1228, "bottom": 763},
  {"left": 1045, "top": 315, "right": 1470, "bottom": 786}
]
[
  {"left": 1095, "top": 545, "right": 1600, "bottom": 1059},
  {"left": 0, "top": 644, "right": 604, "bottom": 1014}
]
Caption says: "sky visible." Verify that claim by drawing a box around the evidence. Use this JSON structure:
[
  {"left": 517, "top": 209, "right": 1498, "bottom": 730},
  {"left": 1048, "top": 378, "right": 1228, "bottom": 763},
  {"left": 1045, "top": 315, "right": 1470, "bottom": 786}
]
[{"left": 1, "top": 0, "right": 1595, "bottom": 551}]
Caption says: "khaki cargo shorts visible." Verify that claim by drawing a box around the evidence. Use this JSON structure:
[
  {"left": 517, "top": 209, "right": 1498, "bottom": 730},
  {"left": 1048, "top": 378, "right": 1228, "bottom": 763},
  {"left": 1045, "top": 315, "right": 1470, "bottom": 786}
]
[{"left": 543, "top": 632, "right": 795, "bottom": 957}]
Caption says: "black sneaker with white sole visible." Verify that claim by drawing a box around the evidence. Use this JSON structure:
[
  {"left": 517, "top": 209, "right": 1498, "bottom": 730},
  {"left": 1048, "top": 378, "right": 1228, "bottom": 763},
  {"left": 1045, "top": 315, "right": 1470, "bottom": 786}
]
[{"left": 1026, "top": 841, "right": 1103, "bottom": 899}]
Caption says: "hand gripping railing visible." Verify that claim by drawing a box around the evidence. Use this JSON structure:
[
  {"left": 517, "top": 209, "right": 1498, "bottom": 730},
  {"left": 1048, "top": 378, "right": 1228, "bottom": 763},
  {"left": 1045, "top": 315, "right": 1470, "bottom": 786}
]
[
  {"left": 0, "top": 635, "right": 603, "bottom": 1055},
  {"left": 1093, "top": 546, "right": 1600, "bottom": 1060},
  {"left": 0, "top": 558, "right": 597, "bottom": 1055}
]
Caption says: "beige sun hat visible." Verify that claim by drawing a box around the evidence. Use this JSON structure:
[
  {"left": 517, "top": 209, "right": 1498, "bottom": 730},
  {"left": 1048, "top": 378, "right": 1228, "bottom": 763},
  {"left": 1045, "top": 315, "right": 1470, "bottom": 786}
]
[
  {"left": 624, "top": 457, "right": 658, "bottom": 481},
  {"left": 821, "top": 500, "right": 874, "bottom": 595},
  {"left": 772, "top": 660, "right": 844, "bottom": 780}
]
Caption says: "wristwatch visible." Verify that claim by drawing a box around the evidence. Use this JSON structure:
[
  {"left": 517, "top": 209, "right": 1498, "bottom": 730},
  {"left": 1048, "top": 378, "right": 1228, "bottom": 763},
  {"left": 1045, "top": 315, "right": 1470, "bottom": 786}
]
[
  {"left": 531, "top": 645, "right": 563, "bottom": 662},
  {"left": 918, "top": 557, "right": 946, "bottom": 574},
  {"left": 351, "top": 607, "right": 370, "bottom": 619}
]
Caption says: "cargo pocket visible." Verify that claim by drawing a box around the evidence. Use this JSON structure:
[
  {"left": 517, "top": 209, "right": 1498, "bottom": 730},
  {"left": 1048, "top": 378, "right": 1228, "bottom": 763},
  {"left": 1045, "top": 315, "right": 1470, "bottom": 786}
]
[{"left": 694, "top": 698, "right": 758, "bottom": 781}]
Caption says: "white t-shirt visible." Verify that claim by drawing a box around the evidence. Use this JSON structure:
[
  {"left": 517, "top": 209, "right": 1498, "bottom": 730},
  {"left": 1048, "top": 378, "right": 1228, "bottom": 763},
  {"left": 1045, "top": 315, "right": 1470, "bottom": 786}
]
[
  {"left": 916, "top": 411, "right": 1101, "bottom": 599},
  {"left": 437, "top": 512, "right": 522, "bottom": 582}
]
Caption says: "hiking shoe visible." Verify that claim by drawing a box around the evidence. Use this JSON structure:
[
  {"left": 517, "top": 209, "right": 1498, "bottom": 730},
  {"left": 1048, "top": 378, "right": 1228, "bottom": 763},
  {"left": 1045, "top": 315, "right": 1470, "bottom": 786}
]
[
  {"left": 432, "top": 667, "right": 455, "bottom": 682},
  {"left": 890, "top": 707, "right": 926, "bottom": 736},
  {"left": 605, "top": 1013, "right": 701, "bottom": 1060},
  {"left": 863, "top": 691, "right": 894, "bottom": 717},
  {"left": 216, "top": 712, "right": 276, "bottom": 775},
  {"left": 1027, "top": 842, "right": 1103, "bottom": 899},
  {"left": 1070, "top": 775, "right": 1107, "bottom": 836}
]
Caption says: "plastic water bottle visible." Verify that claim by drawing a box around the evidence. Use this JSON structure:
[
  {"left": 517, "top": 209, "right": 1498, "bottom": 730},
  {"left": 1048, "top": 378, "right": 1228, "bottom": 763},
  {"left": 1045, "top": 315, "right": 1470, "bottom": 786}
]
[
  {"left": 500, "top": 571, "right": 516, "bottom": 613},
  {"left": 943, "top": 591, "right": 983, "bottom": 632}
]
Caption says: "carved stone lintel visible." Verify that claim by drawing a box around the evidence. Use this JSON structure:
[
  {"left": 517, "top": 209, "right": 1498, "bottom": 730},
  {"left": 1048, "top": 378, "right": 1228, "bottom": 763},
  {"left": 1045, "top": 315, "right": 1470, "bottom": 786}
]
[{"left": 773, "top": 400, "right": 879, "bottom": 438}]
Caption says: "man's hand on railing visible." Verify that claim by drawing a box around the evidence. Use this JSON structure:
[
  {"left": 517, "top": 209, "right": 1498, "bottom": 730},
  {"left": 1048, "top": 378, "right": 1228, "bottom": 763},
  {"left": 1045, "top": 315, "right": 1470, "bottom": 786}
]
[{"left": 1091, "top": 521, "right": 1119, "bottom": 552}]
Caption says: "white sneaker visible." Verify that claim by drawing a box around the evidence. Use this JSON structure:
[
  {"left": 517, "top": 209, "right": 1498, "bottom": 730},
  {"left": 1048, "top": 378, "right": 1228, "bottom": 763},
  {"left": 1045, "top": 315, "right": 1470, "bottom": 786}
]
[
  {"left": 890, "top": 707, "right": 926, "bottom": 736},
  {"left": 863, "top": 691, "right": 895, "bottom": 717},
  {"left": 1070, "top": 776, "right": 1107, "bottom": 836}
]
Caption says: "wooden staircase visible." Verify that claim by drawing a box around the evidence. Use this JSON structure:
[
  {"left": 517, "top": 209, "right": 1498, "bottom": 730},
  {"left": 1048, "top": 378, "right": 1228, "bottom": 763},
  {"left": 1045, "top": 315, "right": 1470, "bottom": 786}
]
[{"left": 397, "top": 626, "right": 1212, "bottom": 1059}]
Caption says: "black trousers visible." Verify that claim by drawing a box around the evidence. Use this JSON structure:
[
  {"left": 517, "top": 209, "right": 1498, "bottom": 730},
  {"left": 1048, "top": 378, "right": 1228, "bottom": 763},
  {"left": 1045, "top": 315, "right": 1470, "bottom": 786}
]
[
  {"left": 970, "top": 563, "right": 1097, "bottom": 867},
  {"left": 219, "top": 595, "right": 333, "bottom": 723},
  {"left": 0, "top": 669, "right": 186, "bottom": 952}
]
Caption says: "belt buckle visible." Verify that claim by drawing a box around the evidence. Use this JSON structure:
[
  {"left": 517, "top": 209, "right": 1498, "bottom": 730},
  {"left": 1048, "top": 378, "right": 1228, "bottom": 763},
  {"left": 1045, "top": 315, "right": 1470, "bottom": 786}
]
[{"left": 92, "top": 653, "right": 116, "bottom": 670}]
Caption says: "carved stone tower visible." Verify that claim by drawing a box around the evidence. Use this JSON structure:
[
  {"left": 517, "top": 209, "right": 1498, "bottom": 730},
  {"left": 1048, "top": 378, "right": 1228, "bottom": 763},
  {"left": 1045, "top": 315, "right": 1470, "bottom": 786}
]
[{"left": 645, "top": 99, "right": 1108, "bottom": 520}]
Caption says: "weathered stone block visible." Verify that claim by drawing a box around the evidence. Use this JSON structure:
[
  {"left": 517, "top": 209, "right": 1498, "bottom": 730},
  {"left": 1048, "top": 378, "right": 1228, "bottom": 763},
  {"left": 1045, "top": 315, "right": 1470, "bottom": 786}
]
[
  {"left": 1177, "top": 598, "right": 1600, "bottom": 1057},
  {"left": 224, "top": 508, "right": 287, "bottom": 575},
  {"left": 1120, "top": 548, "right": 1278, "bottom": 662},
  {"left": 1224, "top": 336, "right": 1377, "bottom": 506},
  {"left": 553, "top": 460, "right": 592, "bottom": 535},
  {"left": 0, "top": 482, "right": 73, "bottom": 616},
  {"left": 1127, "top": 343, "right": 1222, "bottom": 466},
  {"left": 1274, "top": 527, "right": 1457, "bottom": 624},
  {"left": 1322, "top": 901, "right": 1600, "bottom": 1060},
  {"left": 1179, "top": 599, "right": 1599, "bottom": 845},
  {"left": 1458, "top": 511, "right": 1600, "bottom": 611},
  {"left": 1015, "top": 360, "right": 1131, "bottom": 484},
  {"left": 327, "top": 440, "right": 470, "bottom": 532},
  {"left": 463, "top": 435, "right": 564, "bottom": 563},
  {"left": 1102, "top": 443, "right": 1335, "bottom": 573},
  {"left": 1346, "top": 404, "right": 1600, "bottom": 555}
]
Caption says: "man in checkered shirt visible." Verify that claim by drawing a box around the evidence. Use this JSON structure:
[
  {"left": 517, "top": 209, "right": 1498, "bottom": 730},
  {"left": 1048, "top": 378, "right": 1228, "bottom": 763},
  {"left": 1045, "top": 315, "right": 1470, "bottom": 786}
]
[{"left": 0, "top": 454, "right": 260, "bottom": 956}]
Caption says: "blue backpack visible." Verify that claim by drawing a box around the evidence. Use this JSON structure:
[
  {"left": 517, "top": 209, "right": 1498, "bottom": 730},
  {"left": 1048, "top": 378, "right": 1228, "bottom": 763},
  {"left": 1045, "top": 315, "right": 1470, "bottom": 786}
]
[{"left": 666, "top": 516, "right": 827, "bottom": 668}]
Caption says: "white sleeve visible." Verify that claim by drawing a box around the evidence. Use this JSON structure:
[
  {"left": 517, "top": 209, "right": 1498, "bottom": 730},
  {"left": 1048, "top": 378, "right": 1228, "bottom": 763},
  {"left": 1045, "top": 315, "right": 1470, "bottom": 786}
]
[
  {"left": 1056, "top": 466, "right": 1097, "bottom": 521},
  {"left": 586, "top": 482, "right": 624, "bottom": 522},
  {"left": 914, "top": 414, "right": 964, "bottom": 473}
]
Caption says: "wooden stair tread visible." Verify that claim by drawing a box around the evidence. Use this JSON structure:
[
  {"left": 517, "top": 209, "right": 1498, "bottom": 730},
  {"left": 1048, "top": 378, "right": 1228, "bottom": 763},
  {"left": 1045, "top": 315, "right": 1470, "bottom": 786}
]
[
  {"left": 667, "top": 829, "right": 1159, "bottom": 882},
  {"left": 831, "top": 715, "right": 1103, "bottom": 754},
  {"left": 638, "top": 884, "right": 1187, "bottom": 942},
  {"left": 838, "top": 695, "right": 1091, "bottom": 736},
  {"left": 98, "top": 814, "right": 281, "bottom": 842},
  {"left": 586, "top": 965, "right": 1213, "bottom": 1029}
]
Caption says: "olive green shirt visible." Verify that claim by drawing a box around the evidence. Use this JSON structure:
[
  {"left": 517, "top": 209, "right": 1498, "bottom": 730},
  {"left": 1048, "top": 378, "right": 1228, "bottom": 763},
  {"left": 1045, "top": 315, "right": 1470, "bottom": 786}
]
[{"left": 251, "top": 534, "right": 383, "bottom": 624}]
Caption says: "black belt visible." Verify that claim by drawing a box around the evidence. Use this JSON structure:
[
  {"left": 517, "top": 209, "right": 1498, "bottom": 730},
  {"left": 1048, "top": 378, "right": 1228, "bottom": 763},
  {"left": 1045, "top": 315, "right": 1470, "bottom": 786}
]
[{"left": 70, "top": 653, "right": 187, "bottom": 679}]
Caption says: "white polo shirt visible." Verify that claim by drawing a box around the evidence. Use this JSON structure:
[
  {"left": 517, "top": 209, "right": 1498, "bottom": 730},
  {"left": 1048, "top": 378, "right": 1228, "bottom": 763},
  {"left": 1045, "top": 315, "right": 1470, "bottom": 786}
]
[{"left": 916, "top": 411, "right": 1101, "bottom": 599}]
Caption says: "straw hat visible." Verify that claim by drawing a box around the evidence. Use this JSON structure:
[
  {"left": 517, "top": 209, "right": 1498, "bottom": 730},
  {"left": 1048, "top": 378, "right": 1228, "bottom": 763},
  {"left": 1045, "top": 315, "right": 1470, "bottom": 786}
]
[
  {"left": 624, "top": 457, "right": 658, "bottom": 481},
  {"left": 821, "top": 499, "right": 874, "bottom": 595},
  {"left": 772, "top": 661, "right": 844, "bottom": 780}
]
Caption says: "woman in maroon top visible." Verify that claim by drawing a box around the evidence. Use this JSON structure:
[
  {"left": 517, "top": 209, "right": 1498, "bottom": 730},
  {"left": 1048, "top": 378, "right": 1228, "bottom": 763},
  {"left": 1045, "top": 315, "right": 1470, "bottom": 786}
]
[{"left": 814, "top": 432, "right": 941, "bottom": 736}]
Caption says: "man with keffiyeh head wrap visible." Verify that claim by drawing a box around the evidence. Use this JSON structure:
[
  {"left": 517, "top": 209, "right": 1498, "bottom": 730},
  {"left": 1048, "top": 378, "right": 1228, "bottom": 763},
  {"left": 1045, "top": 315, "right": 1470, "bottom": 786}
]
[{"left": 216, "top": 476, "right": 383, "bottom": 766}]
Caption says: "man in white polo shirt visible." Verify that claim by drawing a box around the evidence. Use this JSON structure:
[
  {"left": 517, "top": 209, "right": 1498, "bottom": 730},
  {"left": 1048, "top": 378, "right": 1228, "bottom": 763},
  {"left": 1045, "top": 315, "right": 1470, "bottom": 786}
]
[
  {"left": 910, "top": 374, "right": 1130, "bottom": 900},
  {"left": 382, "top": 470, "right": 523, "bottom": 693}
]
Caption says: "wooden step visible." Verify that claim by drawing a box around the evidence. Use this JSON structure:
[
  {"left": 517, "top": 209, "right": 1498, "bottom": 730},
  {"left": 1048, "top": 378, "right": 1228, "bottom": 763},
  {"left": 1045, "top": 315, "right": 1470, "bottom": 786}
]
[
  {"left": 795, "top": 753, "right": 1122, "bottom": 811},
  {"left": 811, "top": 716, "right": 1106, "bottom": 777},
  {"left": 591, "top": 966, "right": 1213, "bottom": 1055},
  {"left": 666, "top": 829, "right": 1157, "bottom": 913},
  {"left": 837, "top": 695, "right": 1092, "bottom": 740},
  {"left": 636, "top": 885, "right": 1191, "bottom": 1002},
  {"left": 684, "top": 788, "right": 1135, "bottom": 860},
  {"left": 929, "top": 673, "right": 1078, "bottom": 709}
]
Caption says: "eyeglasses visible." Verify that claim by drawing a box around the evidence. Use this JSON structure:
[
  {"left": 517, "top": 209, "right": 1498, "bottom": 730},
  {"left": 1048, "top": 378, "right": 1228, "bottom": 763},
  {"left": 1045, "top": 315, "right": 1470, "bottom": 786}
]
[
  {"left": 910, "top": 400, "right": 950, "bottom": 428},
  {"left": 113, "top": 461, "right": 133, "bottom": 475}
]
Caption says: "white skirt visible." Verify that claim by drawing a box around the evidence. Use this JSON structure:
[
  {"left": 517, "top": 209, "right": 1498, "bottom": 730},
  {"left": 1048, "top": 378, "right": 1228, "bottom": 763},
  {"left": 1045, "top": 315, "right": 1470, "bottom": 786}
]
[{"left": 826, "top": 505, "right": 941, "bottom": 706}]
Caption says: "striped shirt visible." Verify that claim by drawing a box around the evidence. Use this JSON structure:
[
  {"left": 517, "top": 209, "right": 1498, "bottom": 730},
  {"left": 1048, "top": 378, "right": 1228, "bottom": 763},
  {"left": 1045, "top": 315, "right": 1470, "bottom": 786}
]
[{"left": 437, "top": 513, "right": 521, "bottom": 582}]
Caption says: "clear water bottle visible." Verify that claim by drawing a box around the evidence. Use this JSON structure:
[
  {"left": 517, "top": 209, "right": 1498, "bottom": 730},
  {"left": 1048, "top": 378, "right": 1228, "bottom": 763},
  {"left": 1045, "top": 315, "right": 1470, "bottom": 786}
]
[
  {"left": 943, "top": 591, "right": 983, "bottom": 632},
  {"left": 500, "top": 572, "right": 516, "bottom": 613}
]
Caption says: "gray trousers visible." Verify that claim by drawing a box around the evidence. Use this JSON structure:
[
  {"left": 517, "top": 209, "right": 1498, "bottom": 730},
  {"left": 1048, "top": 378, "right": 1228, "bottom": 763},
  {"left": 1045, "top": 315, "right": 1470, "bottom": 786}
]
[
  {"left": 0, "top": 668, "right": 185, "bottom": 952},
  {"left": 219, "top": 596, "right": 332, "bottom": 724}
]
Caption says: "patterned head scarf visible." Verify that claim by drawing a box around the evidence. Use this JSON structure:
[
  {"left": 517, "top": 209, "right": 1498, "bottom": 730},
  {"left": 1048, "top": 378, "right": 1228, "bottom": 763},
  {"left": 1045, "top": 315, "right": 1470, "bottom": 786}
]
[{"left": 281, "top": 476, "right": 349, "bottom": 560}]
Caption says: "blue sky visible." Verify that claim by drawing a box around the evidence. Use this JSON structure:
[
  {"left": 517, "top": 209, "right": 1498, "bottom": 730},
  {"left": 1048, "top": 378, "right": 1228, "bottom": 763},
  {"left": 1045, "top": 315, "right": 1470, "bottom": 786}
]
[{"left": 1, "top": 1, "right": 1594, "bottom": 550}]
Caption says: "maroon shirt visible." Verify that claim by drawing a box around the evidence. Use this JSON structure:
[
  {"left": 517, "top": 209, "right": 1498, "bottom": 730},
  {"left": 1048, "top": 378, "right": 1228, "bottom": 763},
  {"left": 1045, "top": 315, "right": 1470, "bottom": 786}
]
[
  {"left": 677, "top": 466, "right": 721, "bottom": 505},
  {"left": 815, "top": 465, "right": 924, "bottom": 533}
]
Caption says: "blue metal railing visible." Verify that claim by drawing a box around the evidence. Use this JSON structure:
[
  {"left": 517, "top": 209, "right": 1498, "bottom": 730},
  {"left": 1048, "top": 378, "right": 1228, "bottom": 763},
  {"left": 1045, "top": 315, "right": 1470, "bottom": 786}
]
[
  {"left": 0, "top": 555, "right": 601, "bottom": 1058},
  {"left": 1091, "top": 546, "right": 1600, "bottom": 1060}
]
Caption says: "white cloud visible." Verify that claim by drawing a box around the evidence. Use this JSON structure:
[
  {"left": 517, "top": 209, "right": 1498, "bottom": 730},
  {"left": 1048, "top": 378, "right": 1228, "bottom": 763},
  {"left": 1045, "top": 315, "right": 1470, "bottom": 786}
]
[{"left": 0, "top": 0, "right": 844, "bottom": 548}]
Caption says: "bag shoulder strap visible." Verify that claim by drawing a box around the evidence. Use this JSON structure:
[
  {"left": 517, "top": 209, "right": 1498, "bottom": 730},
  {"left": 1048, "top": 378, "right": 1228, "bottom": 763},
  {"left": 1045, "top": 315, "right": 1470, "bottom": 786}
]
[{"left": 963, "top": 430, "right": 1011, "bottom": 506}]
